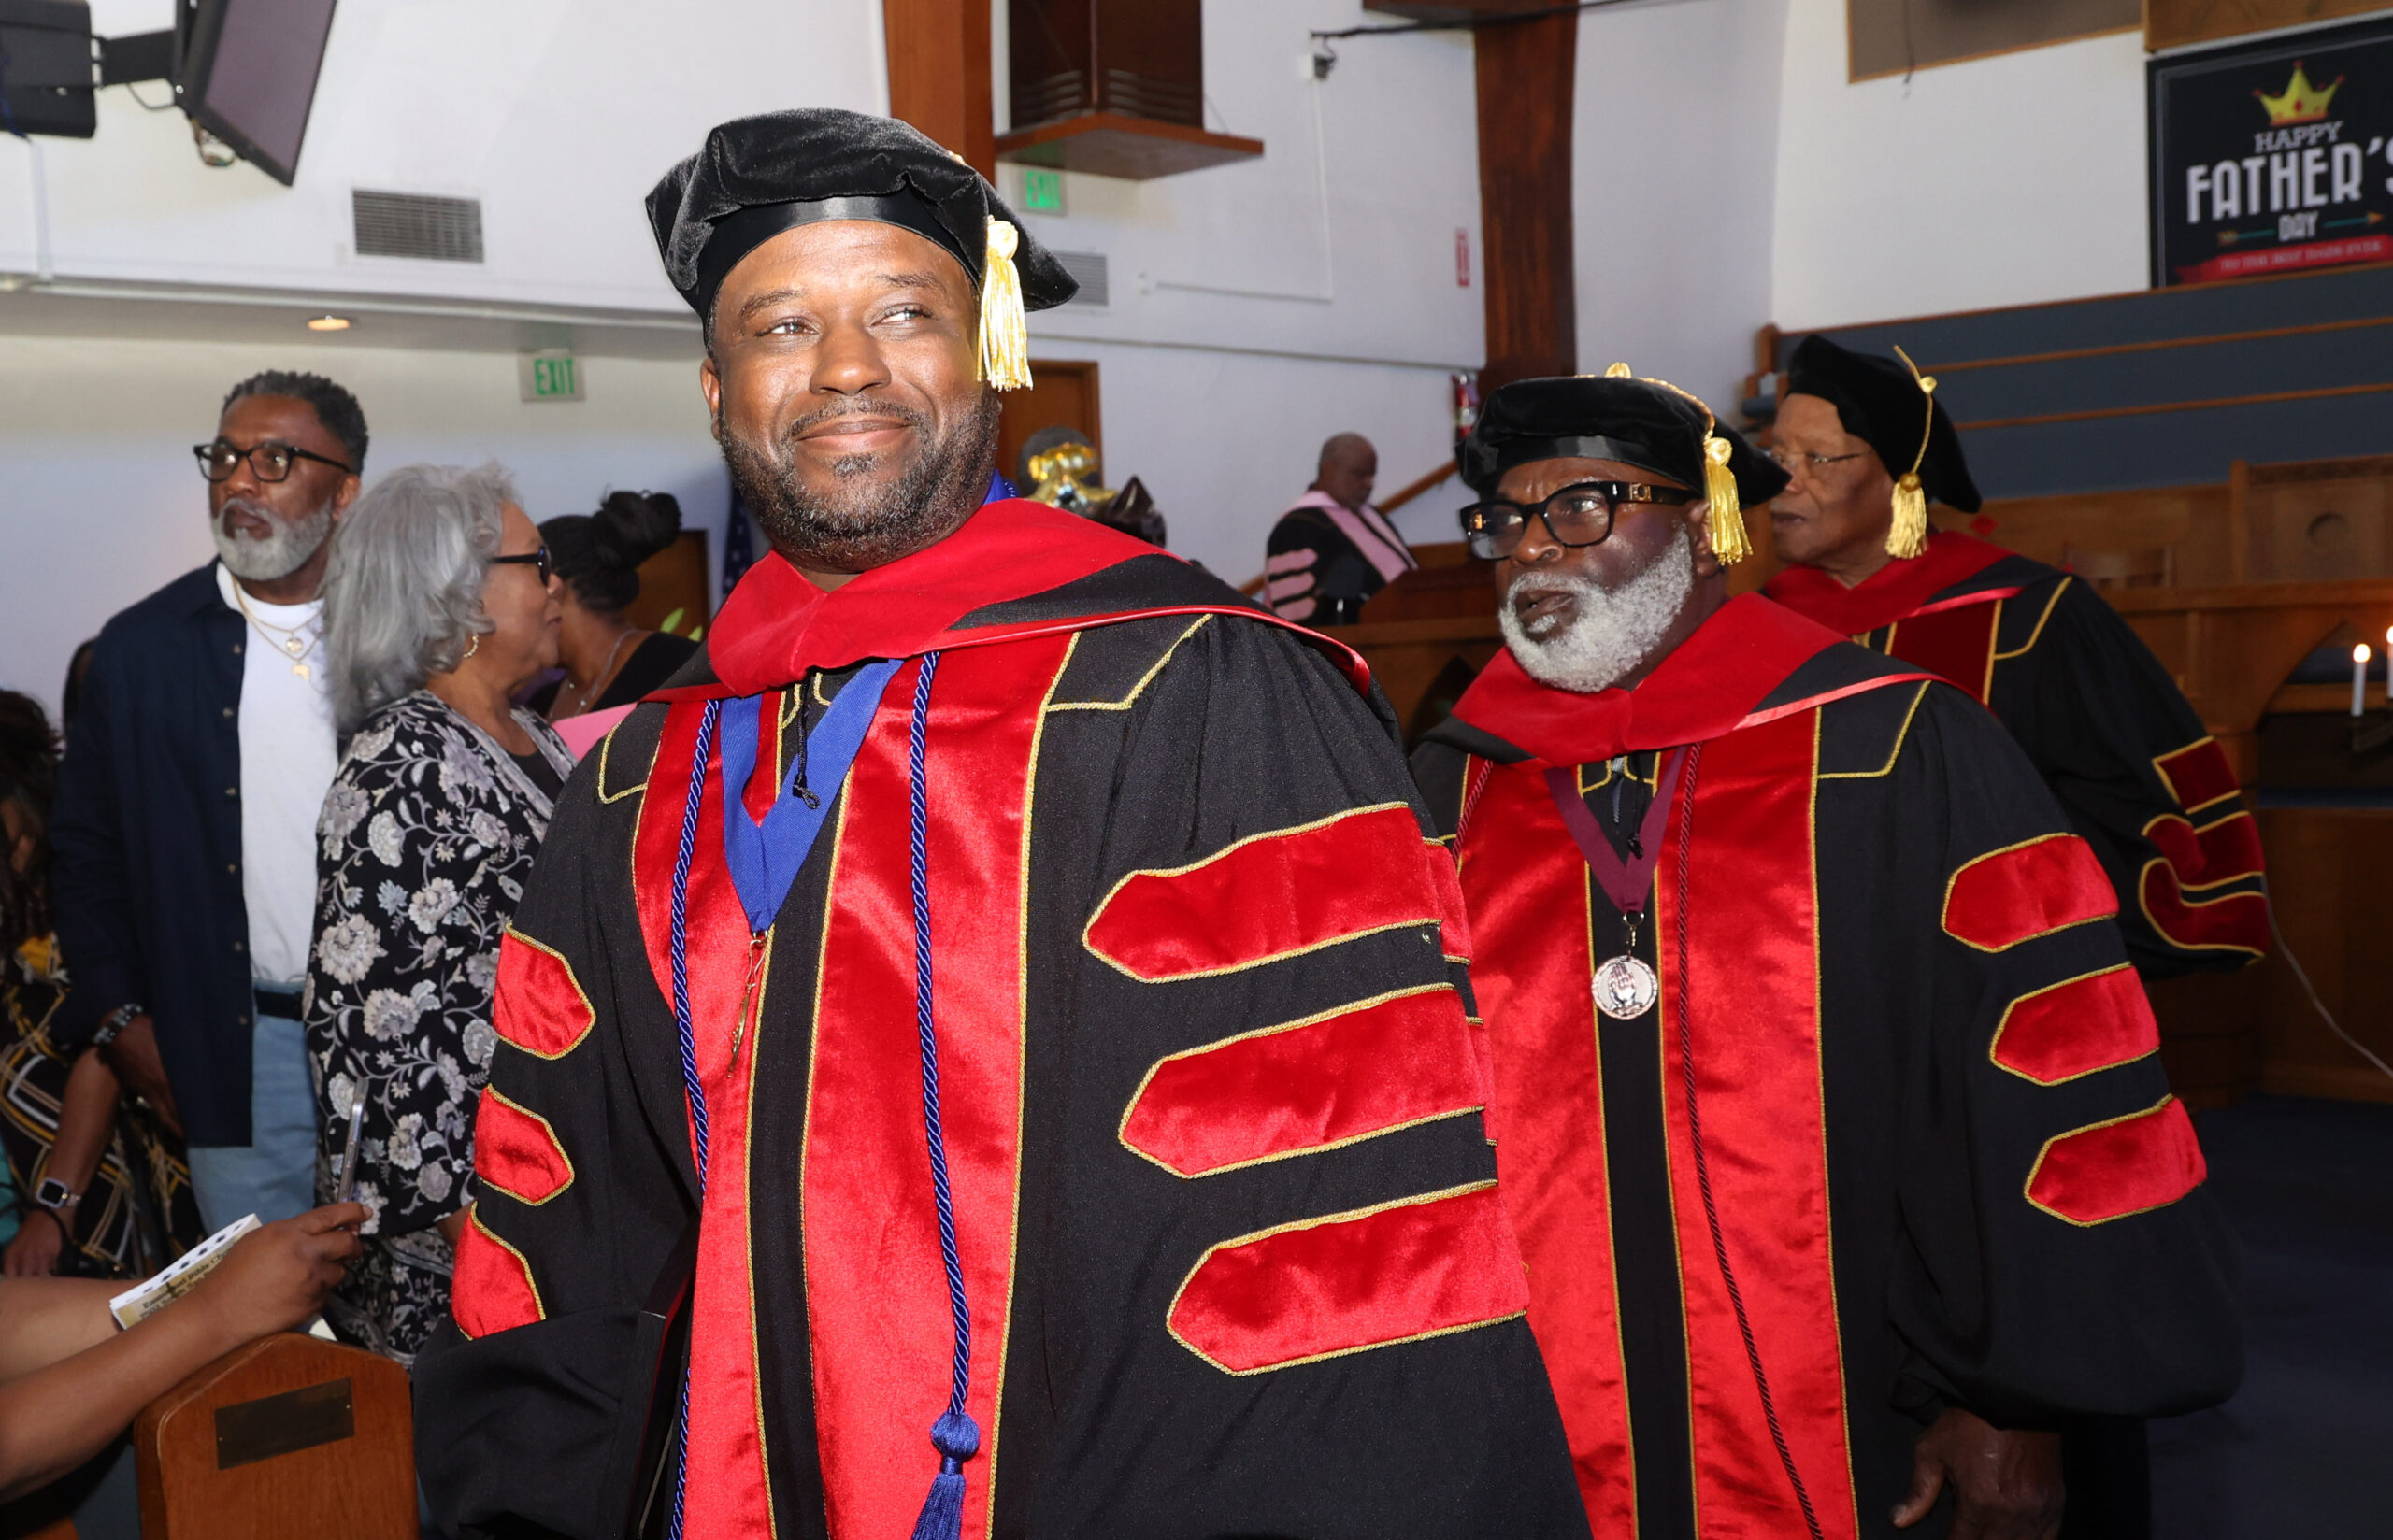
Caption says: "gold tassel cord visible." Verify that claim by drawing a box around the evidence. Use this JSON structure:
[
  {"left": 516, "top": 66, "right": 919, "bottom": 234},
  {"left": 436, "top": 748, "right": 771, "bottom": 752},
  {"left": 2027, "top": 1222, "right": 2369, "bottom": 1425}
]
[
  {"left": 1887, "top": 345, "right": 1937, "bottom": 560},
  {"left": 1624, "top": 366, "right": 1751, "bottom": 566},
  {"left": 1702, "top": 434, "right": 1750, "bottom": 565},
  {"left": 978, "top": 217, "right": 1032, "bottom": 392}
]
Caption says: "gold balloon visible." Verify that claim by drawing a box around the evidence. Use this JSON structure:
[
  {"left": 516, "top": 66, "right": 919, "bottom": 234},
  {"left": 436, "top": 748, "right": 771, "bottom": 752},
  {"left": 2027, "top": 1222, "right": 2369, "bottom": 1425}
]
[{"left": 1026, "top": 442, "right": 1115, "bottom": 515}]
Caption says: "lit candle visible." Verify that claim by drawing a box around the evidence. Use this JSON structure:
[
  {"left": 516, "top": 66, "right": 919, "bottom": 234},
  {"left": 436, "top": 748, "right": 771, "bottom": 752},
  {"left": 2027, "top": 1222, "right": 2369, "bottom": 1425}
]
[
  {"left": 2356, "top": 643, "right": 2373, "bottom": 717},
  {"left": 2385, "top": 627, "right": 2392, "bottom": 706}
]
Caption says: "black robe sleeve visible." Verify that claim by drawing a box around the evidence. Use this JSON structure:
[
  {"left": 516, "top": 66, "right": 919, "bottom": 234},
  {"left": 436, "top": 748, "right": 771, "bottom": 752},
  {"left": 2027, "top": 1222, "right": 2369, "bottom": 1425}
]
[
  {"left": 1989, "top": 577, "right": 2269, "bottom": 978},
  {"left": 1885, "top": 686, "right": 2244, "bottom": 1428}
]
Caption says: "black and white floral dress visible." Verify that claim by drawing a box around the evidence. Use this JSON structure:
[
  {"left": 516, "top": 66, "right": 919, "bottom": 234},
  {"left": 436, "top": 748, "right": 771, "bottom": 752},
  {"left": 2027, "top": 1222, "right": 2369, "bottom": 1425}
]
[{"left": 305, "top": 692, "right": 572, "bottom": 1364}]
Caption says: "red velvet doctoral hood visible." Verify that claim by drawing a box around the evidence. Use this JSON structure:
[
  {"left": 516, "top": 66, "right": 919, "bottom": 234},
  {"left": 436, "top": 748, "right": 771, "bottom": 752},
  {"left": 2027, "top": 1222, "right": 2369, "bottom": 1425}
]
[
  {"left": 659, "top": 497, "right": 1366, "bottom": 699},
  {"left": 1446, "top": 593, "right": 1856, "bottom": 766},
  {"left": 1761, "top": 530, "right": 2017, "bottom": 637}
]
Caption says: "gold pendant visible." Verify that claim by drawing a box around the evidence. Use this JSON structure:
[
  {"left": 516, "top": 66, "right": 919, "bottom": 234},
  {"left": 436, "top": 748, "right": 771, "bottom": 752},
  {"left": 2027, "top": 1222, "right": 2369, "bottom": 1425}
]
[
  {"left": 283, "top": 635, "right": 306, "bottom": 657},
  {"left": 292, "top": 663, "right": 311, "bottom": 680}
]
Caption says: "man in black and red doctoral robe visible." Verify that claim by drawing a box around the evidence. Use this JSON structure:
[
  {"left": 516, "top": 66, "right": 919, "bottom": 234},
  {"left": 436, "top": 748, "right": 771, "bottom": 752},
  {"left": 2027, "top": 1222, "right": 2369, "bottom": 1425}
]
[
  {"left": 409, "top": 111, "right": 1588, "bottom": 1540},
  {"left": 1761, "top": 335, "right": 2268, "bottom": 977},
  {"left": 1410, "top": 369, "right": 2243, "bottom": 1540}
]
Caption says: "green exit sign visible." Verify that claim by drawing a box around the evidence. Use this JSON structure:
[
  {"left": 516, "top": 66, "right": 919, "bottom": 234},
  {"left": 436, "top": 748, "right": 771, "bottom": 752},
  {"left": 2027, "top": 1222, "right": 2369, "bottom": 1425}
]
[
  {"left": 518, "top": 351, "right": 583, "bottom": 403},
  {"left": 1020, "top": 166, "right": 1065, "bottom": 214}
]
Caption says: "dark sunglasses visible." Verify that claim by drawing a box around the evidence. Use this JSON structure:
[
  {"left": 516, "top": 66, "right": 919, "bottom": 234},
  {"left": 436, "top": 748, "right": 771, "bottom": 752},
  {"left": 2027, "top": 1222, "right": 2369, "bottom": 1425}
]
[
  {"left": 1458, "top": 480, "right": 1696, "bottom": 561},
  {"left": 489, "top": 547, "right": 553, "bottom": 585},
  {"left": 193, "top": 439, "right": 357, "bottom": 483}
]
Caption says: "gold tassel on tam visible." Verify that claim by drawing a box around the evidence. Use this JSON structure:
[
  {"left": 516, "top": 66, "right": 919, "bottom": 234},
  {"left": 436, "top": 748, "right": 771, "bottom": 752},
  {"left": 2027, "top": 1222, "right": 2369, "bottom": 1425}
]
[
  {"left": 1702, "top": 433, "right": 1750, "bottom": 564},
  {"left": 1886, "top": 346, "right": 1937, "bottom": 560},
  {"left": 978, "top": 217, "right": 1032, "bottom": 391},
  {"left": 1624, "top": 366, "right": 1753, "bottom": 565}
]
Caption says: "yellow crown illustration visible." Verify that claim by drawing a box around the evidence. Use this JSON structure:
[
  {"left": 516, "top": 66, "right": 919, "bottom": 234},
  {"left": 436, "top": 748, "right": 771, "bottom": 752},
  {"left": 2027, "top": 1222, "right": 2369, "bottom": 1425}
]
[{"left": 2255, "top": 62, "right": 2343, "bottom": 125}]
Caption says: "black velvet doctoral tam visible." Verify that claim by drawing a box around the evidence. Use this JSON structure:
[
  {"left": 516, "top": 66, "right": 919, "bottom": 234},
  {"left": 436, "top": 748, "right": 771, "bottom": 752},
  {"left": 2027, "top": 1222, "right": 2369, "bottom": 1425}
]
[
  {"left": 645, "top": 108, "right": 1079, "bottom": 321},
  {"left": 1785, "top": 335, "right": 1983, "bottom": 512},
  {"left": 1458, "top": 374, "right": 1789, "bottom": 506}
]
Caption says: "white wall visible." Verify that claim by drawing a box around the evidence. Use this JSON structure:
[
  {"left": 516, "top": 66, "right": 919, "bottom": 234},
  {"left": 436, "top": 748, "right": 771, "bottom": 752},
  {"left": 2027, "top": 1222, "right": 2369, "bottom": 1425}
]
[
  {"left": 8, "top": 0, "right": 888, "bottom": 308},
  {"left": 0, "top": 337, "right": 724, "bottom": 719},
  {"left": 1012, "top": 0, "right": 1485, "bottom": 567},
  {"left": 0, "top": 0, "right": 1486, "bottom": 671},
  {"left": 1573, "top": 0, "right": 1791, "bottom": 416},
  {"left": 1770, "top": 0, "right": 2151, "bottom": 327}
]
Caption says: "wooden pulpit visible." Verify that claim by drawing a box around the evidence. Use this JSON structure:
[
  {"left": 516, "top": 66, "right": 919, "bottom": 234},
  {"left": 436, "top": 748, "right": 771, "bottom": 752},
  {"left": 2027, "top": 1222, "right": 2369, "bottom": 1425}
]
[{"left": 133, "top": 1333, "right": 415, "bottom": 1540}]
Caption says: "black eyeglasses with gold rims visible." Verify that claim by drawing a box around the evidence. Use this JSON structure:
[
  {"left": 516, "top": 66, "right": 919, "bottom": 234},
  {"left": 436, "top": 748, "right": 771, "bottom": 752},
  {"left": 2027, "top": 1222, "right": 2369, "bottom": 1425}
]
[
  {"left": 1459, "top": 481, "right": 1696, "bottom": 561},
  {"left": 193, "top": 439, "right": 358, "bottom": 483},
  {"left": 1765, "top": 448, "right": 1869, "bottom": 477},
  {"left": 489, "top": 547, "right": 554, "bottom": 585}
]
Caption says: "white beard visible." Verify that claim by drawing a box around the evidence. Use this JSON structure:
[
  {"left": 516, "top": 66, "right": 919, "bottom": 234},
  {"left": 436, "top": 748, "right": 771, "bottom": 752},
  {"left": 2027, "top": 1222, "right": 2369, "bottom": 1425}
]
[
  {"left": 1497, "top": 525, "right": 1695, "bottom": 693},
  {"left": 213, "top": 495, "right": 335, "bottom": 581}
]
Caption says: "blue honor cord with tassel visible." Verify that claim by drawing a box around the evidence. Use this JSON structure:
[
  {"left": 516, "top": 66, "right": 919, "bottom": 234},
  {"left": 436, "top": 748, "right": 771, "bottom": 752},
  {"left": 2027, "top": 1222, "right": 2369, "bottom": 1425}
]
[
  {"left": 906, "top": 652, "right": 982, "bottom": 1540},
  {"left": 665, "top": 655, "right": 979, "bottom": 1540}
]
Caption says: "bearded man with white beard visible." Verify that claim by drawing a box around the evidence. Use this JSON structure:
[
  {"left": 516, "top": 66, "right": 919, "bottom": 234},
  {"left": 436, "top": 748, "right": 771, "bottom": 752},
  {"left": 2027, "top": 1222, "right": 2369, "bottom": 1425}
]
[
  {"left": 53, "top": 371, "right": 365, "bottom": 1234},
  {"left": 1410, "top": 371, "right": 2243, "bottom": 1540}
]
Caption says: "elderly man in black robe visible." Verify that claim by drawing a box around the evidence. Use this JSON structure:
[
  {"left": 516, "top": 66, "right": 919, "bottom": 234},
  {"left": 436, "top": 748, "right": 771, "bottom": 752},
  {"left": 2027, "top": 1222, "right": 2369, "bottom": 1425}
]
[{"left": 1412, "top": 368, "right": 2242, "bottom": 1540}]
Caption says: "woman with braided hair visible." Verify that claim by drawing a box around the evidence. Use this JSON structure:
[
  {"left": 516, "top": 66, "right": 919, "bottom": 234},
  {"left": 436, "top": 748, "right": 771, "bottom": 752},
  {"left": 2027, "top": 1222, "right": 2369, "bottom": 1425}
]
[
  {"left": 531, "top": 490, "right": 697, "bottom": 720},
  {"left": 0, "top": 692, "right": 203, "bottom": 1283}
]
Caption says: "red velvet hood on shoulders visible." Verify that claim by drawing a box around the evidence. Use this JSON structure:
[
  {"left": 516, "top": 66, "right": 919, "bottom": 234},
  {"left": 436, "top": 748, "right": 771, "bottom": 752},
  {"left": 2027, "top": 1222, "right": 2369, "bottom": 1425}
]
[
  {"left": 1445, "top": 593, "right": 1856, "bottom": 766},
  {"left": 1762, "top": 531, "right": 2019, "bottom": 637},
  {"left": 659, "top": 498, "right": 1366, "bottom": 699}
]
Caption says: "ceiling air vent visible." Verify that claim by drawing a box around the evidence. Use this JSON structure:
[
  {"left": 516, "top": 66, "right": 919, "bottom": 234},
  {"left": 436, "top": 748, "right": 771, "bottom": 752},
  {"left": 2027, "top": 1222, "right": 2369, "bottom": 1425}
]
[
  {"left": 1055, "top": 250, "right": 1108, "bottom": 308},
  {"left": 352, "top": 191, "right": 485, "bottom": 264}
]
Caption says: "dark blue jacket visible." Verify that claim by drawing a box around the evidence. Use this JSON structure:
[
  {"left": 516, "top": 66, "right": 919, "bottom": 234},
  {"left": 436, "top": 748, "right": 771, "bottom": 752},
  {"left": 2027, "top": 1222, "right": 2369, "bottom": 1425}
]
[{"left": 51, "top": 563, "right": 264, "bottom": 1147}]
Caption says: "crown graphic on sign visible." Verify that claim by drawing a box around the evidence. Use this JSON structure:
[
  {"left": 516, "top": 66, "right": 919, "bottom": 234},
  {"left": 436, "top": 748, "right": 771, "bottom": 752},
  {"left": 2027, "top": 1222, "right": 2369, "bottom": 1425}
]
[{"left": 2255, "top": 62, "right": 2343, "bottom": 125}]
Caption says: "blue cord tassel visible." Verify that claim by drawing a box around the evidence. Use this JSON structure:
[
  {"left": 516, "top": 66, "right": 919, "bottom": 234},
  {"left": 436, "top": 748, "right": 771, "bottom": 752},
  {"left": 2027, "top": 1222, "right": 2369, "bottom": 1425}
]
[{"left": 910, "top": 1409, "right": 981, "bottom": 1540}]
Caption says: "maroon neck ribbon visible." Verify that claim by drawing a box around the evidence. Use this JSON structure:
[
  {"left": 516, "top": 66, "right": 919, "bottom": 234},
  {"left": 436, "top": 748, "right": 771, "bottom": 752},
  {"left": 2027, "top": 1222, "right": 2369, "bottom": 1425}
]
[{"left": 1543, "top": 748, "right": 1689, "bottom": 919}]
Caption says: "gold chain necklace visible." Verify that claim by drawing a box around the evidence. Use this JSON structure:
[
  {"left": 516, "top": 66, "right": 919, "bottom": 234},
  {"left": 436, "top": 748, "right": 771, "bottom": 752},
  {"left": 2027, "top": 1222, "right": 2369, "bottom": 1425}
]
[{"left": 230, "top": 580, "right": 323, "bottom": 680}]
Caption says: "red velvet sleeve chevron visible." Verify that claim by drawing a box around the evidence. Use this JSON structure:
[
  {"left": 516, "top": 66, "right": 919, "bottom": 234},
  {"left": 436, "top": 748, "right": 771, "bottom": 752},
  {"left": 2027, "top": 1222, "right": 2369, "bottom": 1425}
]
[
  {"left": 1120, "top": 987, "right": 1483, "bottom": 1177},
  {"left": 1168, "top": 1182, "right": 1529, "bottom": 1374},
  {"left": 1083, "top": 803, "right": 1444, "bottom": 981},
  {"left": 493, "top": 929, "right": 595, "bottom": 1059},
  {"left": 1989, "top": 965, "right": 2160, "bottom": 1085},
  {"left": 2026, "top": 1097, "right": 2207, "bottom": 1225},
  {"left": 2140, "top": 739, "right": 2268, "bottom": 956},
  {"left": 472, "top": 1088, "right": 575, "bottom": 1206},
  {"left": 1942, "top": 834, "right": 2118, "bottom": 951},
  {"left": 451, "top": 1211, "right": 544, "bottom": 1337}
]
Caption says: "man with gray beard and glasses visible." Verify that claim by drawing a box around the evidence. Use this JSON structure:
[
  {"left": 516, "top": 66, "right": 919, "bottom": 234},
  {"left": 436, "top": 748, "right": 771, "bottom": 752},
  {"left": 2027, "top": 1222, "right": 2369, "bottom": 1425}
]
[
  {"left": 1411, "top": 369, "right": 2242, "bottom": 1540},
  {"left": 52, "top": 371, "right": 365, "bottom": 1236}
]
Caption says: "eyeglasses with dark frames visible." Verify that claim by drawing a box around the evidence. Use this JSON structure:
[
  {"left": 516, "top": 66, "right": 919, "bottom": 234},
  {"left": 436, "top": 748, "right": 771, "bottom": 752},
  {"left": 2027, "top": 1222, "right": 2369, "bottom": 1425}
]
[
  {"left": 193, "top": 439, "right": 358, "bottom": 483},
  {"left": 1765, "top": 448, "right": 1870, "bottom": 477},
  {"left": 488, "top": 547, "right": 554, "bottom": 585},
  {"left": 1458, "top": 480, "right": 1696, "bottom": 561}
]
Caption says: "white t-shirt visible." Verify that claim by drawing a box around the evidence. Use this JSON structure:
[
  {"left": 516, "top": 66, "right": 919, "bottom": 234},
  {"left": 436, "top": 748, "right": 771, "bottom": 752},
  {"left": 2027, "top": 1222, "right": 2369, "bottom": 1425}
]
[{"left": 215, "top": 563, "right": 338, "bottom": 989}]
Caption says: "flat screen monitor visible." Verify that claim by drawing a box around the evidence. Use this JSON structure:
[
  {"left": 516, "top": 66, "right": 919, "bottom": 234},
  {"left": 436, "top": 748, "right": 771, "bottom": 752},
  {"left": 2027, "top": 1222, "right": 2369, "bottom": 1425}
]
[{"left": 179, "top": 0, "right": 338, "bottom": 185}]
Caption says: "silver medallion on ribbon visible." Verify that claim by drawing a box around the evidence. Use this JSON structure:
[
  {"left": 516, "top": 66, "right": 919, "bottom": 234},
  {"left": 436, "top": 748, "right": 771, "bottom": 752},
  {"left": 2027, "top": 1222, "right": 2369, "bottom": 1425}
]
[{"left": 1593, "top": 953, "right": 1659, "bottom": 1020}]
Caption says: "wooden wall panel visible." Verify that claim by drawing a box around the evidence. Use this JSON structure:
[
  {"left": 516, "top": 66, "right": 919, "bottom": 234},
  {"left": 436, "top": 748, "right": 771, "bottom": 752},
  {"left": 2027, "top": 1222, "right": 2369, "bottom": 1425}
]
[
  {"left": 2148, "top": 0, "right": 2388, "bottom": 53},
  {"left": 885, "top": 0, "right": 995, "bottom": 177},
  {"left": 1473, "top": 13, "right": 1577, "bottom": 390},
  {"left": 2252, "top": 806, "right": 2393, "bottom": 1105}
]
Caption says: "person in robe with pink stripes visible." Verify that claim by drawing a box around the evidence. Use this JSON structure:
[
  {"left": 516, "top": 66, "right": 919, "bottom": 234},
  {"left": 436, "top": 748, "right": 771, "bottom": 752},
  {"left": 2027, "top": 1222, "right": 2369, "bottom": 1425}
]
[{"left": 1266, "top": 434, "right": 1418, "bottom": 626}]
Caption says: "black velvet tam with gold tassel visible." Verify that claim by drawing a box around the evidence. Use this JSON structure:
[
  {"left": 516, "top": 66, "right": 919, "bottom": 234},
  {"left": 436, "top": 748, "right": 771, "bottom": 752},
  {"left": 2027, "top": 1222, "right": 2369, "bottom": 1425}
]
[
  {"left": 645, "top": 109, "right": 1077, "bottom": 388},
  {"left": 1457, "top": 372, "right": 1787, "bottom": 566},
  {"left": 1785, "top": 335, "right": 1982, "bottom": 516}
]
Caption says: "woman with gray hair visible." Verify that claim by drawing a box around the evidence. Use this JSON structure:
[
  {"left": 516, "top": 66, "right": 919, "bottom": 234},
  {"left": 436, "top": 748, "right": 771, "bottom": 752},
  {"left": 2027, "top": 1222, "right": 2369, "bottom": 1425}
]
[{"left": 305, "top": 463, "right": 566, "bottom": 1364}]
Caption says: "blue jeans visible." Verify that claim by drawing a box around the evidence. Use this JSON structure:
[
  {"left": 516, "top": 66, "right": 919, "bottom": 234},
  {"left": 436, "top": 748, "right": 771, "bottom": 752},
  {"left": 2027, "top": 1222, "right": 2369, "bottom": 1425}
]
[{"left": 186, "top": 1014, "right": 318, "bottom": 1233}]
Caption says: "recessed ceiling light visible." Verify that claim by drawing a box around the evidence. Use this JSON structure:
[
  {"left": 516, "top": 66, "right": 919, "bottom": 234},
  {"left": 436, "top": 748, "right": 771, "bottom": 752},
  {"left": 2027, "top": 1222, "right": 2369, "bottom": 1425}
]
[{"left": 307, "top": 315, "right": 351, "bottom": 332}]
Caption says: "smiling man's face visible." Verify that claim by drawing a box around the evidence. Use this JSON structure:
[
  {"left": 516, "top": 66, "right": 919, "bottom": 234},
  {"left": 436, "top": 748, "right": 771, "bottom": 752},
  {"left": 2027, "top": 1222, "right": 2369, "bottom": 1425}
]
[
  {"left": 1490, "top": 454, "right": 1724, "bottom": 693},
  {"left": 700, "top": 220, "right": 997, "bottom": 583}
]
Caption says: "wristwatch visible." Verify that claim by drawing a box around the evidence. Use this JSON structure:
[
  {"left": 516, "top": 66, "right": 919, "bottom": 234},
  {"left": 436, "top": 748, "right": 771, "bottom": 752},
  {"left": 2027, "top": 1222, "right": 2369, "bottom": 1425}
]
[
  {"left": 33, "top": 1177, "right": 81, "bottom": 1212},
  {"left": 92, "top": 1002, "right": 143, "bottom": 1051}
]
